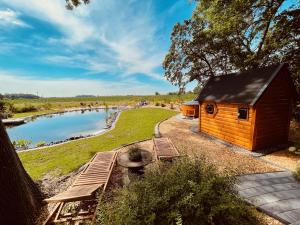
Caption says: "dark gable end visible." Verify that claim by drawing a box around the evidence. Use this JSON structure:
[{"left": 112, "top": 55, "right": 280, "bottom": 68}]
[{"left": 196, "top": 63, "right": 292, "bottom": 106}]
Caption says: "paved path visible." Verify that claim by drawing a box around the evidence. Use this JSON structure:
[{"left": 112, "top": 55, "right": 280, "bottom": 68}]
[{"left": 236, "top": 171, "right": 300, "bottom": 224}]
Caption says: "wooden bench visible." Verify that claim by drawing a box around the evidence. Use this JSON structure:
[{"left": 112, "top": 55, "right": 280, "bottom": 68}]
[
  {"left": 44, "top": 151, "right": 117, "bottom": 224},
  {"left": 153, "top": 137, "right": 180, "bottom": 161}
]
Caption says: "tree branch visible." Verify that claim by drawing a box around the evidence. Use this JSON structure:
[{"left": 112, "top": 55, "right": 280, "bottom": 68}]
[{"left": 256, "top": 0, "right": 285, "bottom": 57}]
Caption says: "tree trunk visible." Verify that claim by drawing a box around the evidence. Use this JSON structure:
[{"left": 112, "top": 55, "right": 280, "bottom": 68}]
[{"left": 0, "top": 120, "right": 42, "bottom": 225}]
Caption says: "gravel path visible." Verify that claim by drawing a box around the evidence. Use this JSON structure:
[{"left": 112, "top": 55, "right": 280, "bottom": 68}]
[
  {"left": 159, "top": 116, "right": 281, "bottom": 175},
  {"left": 261, "top": 150, "right": 300, "bottom": 171}
]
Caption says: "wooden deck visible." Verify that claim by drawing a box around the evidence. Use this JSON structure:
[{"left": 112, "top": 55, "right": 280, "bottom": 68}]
[
  {"left": 2, "top": 118, "right": 26, "bottom": 125},
  {"left": 153, "top": 137, "right": 180, "bottom": 160},
  {"left": 44, "top": 151, "right": 117, "bottom": 224}
]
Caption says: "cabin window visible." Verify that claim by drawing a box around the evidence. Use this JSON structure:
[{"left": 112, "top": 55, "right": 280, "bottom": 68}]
[
  {"left": 238, "top": 108, "right": 248, "bottom": 120},
  {"left": 205, "top": 104, "right": 215, "bottom": 114}
]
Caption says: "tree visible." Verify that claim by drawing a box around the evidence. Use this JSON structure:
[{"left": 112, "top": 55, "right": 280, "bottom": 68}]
[
  {"left": 163, "top": 0, "right": 300, "bottom": 90},
  {"left": 193, "top": 85, "right": 201, "bottom": 94},
  {"left": 0, "top": 94, "right": 5, "bottom": 114},
  {"left": 65, "top": 0, "right": 90, "bottom": 10},
  {"left": 0, "top": 120, "right": 42, "bottom": 225}
]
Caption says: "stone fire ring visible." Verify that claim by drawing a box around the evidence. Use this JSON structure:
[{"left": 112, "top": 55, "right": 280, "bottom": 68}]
[{"left": 117, "top": 149, "right": 153, "bottom": 168}]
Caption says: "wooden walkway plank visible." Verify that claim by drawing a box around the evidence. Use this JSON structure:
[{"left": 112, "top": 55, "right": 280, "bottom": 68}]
[
  {"left": 45, "top": 151, "right": 117, "bottom": 203},
  {"left": 153, "top": 137, "right": 180, "bottom": 160},
  {"left": 44, "top": 150, "right": 118, "bottom": 224}
]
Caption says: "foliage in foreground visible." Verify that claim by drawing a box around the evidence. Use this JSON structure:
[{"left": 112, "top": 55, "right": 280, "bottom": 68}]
[
  {"left": 96, "top": 157, "right": 259, "bottom": 225},
  {"left": 294, "top": 166, "right": 300, "bottom": 181}
]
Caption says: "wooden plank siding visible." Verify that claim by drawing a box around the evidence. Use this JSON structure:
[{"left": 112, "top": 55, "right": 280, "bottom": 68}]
[
  {"left": 199, "top": 103, "right": 254, "bottom": 149},
  {"left": 252, "top": 68, "right": 293, "bottom": 150}
]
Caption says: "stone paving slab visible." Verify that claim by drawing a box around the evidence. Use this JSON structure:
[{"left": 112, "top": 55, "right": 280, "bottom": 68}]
[{"left": 236, "top": 171, "right": 300, "bottom": 224}]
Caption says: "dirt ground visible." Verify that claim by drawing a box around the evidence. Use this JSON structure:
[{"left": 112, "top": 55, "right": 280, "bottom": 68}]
[
  {"left": 259, "top": 120, "right": 300, "bottom": 171},
  {"left": 261, "top": 149, "right": 300, "bottom": 171}
]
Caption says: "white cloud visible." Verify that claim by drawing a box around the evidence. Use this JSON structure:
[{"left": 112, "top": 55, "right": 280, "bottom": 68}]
[
  {"left": 1, "top": 0, "right": 167, "bottom": 80},
  {"left": 0, "top": 8, "right": 30, "bottom": 27},
  {"left": 1, "top": 0, "right": 93, "bottom": 44},
  {"left": 0, "top": 70, "right": 173, "bottom": 97}
]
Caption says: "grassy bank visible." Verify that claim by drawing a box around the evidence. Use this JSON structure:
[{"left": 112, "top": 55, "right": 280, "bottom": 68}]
[
  {"left": 19, "top": 108, "right": 177, "bottom": 180},
  {"left": 9, "top": 94, "right": 195, "bottom": 118}
]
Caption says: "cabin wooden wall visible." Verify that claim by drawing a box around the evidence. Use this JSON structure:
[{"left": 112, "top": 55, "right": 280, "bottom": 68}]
[
  {"left": 253, "top": 68, "right": 293, "bottom": 150},
  {"left": 199, "top": 103, "right": 254, "bottom": 149}
]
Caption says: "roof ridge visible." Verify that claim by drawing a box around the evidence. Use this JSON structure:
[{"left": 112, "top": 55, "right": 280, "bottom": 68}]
[
  {"left": 250, "top": 63, "right": 286, "bottom": 105},
  {"left": 196, "top": 63, "right": 288, "bottom": 105}
]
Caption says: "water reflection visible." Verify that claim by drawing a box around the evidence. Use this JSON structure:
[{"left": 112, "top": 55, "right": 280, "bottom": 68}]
[{"left": 7, "top": 109, "right": 116, "bottom": 148}]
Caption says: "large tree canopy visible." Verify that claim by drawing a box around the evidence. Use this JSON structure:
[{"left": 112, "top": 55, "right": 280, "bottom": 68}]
[
  {"left": 65, "top": 0, "right": 90, "bottom": 10},
  {"left": 163, "top": 0, "right": 300, "bottom": 90}
]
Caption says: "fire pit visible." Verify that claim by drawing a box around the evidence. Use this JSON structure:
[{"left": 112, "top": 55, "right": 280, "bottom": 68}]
[{"left": 117, "top": 147, "right": 153, "bottom": 175}]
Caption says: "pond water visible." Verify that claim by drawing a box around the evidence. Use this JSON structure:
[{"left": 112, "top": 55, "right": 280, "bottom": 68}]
[{"left": 7, "top": 109, "right": 116, "bottom": 148}]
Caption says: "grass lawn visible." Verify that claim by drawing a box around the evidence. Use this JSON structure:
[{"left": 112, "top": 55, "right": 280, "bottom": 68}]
[
  {"left": 9, "top": 93, "right": 195, "bottom": 118},
  {"left": 18, "top": 108, "right": 177, "bottom": 180},
  {"left": 12, "top": 109, "right": 61, "bottom": 118}
]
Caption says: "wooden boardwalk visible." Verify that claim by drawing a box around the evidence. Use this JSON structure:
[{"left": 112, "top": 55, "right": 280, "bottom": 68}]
[
  {"left": 153, "top": 137, "right": 180, "bottom": 160},
  {"left": 236, "top": 171, "right": 300, "bottom": 224},
  {"left": 2, "top": 118, "right": 25, "bottom": 125},
  {"left": 44, "top": 151, "right": 117, "bottom": 224}
]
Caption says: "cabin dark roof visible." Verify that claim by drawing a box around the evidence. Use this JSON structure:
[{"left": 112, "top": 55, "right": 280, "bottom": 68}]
[{"left": 196, "top": 63, "right": 287, "bottom": 106}]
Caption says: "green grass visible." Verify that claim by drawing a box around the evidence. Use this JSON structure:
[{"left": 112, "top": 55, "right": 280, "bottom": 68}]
[
  {"left": 9, "top": 94, "right": 195, "bottom": 118},
  {"left": 10, "top": 94, "right": 195, "bottom": 106},
  {"left": 12, "top": 109, "right": 61, "bottom": 118},
  {"left": 18, "top": 108, "right": 178, "bottom": 180}
]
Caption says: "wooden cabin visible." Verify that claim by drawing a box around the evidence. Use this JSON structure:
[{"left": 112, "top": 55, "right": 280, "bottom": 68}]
[
  {"left": 196, "top": 63, "right": 297, "bottom": 151},
  {"left": 180, "top": 100, "right": 199, "bottom": 118}
]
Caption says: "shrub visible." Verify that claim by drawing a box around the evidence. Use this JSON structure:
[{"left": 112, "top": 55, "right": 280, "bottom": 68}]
[
  {"left": 128, "top": 146, "right": 142, "bottom": 162},
  {"left": 163, "top": 98, "right": 171, "bottom": 104},
  {"left": 96, "top": 157, "right": 258, "bottom": 225},
  {"left": 36, "top": 141, "right": 46, "bottom": 148},
  {"left": 13, "top": 139, "right": 32, "bottom": 150},
  {"left": 294, "top": 166, "right": 300, "bottom": 181},
  {"left": 161, "top": 103, "right": 166, "bottom": 107},
  {"left": 13, "top": 104, "right": 38, "bottom": 113},
  {"left": 155, "top": 102, "right": 160, "bottom": 106},
  {"left": 42, "top": 103, "right": 52, "bottom": 110}
]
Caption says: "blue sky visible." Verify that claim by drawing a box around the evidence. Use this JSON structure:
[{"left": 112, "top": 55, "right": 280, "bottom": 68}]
[{"left": 0, "top": 0, "right": 196, "bottom": 97}]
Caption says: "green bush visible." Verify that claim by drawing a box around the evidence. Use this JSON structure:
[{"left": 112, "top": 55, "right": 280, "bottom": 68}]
[
  {"left": 294, "top": 166, "right": 300, "bottom": 181},
  {"left": 163, "top": 98, "right": 171, "bottom": 104},
  {"left": 36, "top": 141, "right": 46, "bottom": 148},
  {"left": 13, "top": 139, "right": 32, "bottom": 150},
  {"left": 96, "top": 157, "right": 258, "bottom": 225},
  {"left": 13, "top": 104, "right": 38, "bottom": 113},
  {"left": 42, "top": 103, "right": 52, "bottom": 110},
  {"left": 155, "top": 102, "right": 160, "bottom": 106},
  {"left": 128, "top": 146, "right": 142, "bottom": 162}
]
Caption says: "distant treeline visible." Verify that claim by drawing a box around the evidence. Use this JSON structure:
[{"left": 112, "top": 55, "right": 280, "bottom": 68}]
[
  {"left": 75, "top": 95, "right": 97, "bottom": 98},
  {"left": 0, "top": 93, "right": 40, "bottom": 99}
]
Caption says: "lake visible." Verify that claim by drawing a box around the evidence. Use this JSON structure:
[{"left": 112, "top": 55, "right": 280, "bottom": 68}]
[{"left": 7, "top": 109, "right": 116, "bottom": 148}]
